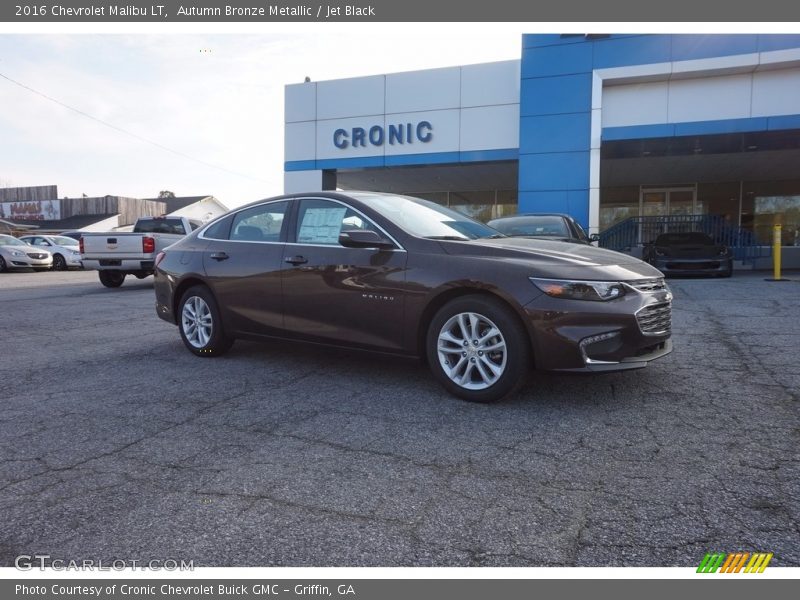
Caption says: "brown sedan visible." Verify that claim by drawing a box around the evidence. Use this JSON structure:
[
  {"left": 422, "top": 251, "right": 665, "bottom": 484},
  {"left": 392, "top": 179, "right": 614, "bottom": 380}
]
[{"left": 154, "top": 192, "right": 672, "bottom": 403}]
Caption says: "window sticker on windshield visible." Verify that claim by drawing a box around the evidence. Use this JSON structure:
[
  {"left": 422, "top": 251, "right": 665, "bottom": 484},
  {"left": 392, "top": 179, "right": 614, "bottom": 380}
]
[{"left": 298, "top": 207, "right": 347, "bottom": 244}]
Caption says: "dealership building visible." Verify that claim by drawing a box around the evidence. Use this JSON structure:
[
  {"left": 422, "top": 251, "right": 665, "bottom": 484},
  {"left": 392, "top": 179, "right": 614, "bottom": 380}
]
[{"left": 284, "top": 34, "right": 800, "bottom": 256}]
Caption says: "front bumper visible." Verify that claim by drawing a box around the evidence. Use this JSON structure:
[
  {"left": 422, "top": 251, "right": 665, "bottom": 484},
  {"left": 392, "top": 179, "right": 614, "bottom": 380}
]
[
  {"left": 7, "top": 254, "right": 53, "bottom": 269},
  {"left": 523, "top": 280, "right": 673, "bottom": 372},
  {"left": 65, "top": 254, "right": 83, "bottom": 267},
  {"left": 652, "top": 256, "right": 732, "bottom": 276}
]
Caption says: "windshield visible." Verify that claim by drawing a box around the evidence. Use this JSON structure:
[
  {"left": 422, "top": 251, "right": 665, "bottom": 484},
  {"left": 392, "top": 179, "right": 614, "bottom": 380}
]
[
  {"left": 489, "top": 216, "right": 570, "bottom": 237},
  {"left": 50, "top": 236, "right": 79, "bottom": 246},
  {"left": 0, "top": 235, "right": 27, "bottom": 246},
  {"left": 350, "top": 193, "right": 501, "bottom": 240}
]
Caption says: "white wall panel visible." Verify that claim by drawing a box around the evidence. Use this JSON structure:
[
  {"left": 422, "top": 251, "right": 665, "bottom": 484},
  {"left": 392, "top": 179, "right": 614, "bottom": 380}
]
[
  {"left": 751, "top": 68, "right": 800, "bottom": 117},
  {"left": 602, "top": 82, "right": 668, "bottom": 127},
  {"left": 285, "top": 83, "right": 316, "bottom": 123},
  {"left": 284, "top": 170, "right": 323, "bottom": 194},
  {"left": 384, "top": 110, "right": 460, "bottom": 156},
  {"left": 385, "top": 67, "right": 461, "bottom": 114},
  {"left": 316, "top": 75, "right": 384, "bottom": 120},
  {"left": 667, "top": 74, "right": 751, "bottom": 122},
  {"left": 284, "top": 121, "right": 316, "bottom": 162},
  {"left": 460, "top": 60, "right": 520, "bottom": 107},
  {"left": 460, "top": 105, "right": 519, "bottom": 151}
]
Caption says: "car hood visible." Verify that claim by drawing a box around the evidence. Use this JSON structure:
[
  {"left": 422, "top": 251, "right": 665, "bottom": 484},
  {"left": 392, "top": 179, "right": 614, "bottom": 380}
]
[
  {"left": 439, "top": 237, "right": 664, "bottom": 280},
  {"left": 1, "top": 245, "right": 46, "bottom": 255}
]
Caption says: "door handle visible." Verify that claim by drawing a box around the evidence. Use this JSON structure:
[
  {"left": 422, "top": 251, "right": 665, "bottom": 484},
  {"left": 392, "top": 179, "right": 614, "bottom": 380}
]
[
  {"left": 284, "top": 255, "right": 308, "bottom": 266},
  {"left": 210, "top": 252, "right": 229, "bottom": 261}
]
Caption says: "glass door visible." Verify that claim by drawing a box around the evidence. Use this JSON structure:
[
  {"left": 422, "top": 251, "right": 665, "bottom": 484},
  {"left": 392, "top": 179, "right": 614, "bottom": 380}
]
[
  {"left": 668, "top": 190, "right": 695, "bottom": 216},
  {"left": 639, "top": 187, "right": 697, "bottom": 243}
]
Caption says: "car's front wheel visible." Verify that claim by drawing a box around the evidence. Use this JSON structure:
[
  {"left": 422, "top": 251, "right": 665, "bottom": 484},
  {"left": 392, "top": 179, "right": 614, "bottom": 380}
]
[
  {"left": 426, "top": 295, "right": 530, "bottom": 403},
  {"left": 178, "top": 285, "right": 234, "bottom": 357},
  {"left": 0, "top": 256, "right": 8, "bottom": 273},
  {"left": 52, "top": 254, "right": 67, "bottom": 271}
]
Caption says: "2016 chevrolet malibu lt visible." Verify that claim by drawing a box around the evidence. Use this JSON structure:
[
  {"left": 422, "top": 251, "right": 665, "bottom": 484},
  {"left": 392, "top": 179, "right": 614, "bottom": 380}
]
[{"left": 154, "top": 192, "right": 672, "bottom": 403}]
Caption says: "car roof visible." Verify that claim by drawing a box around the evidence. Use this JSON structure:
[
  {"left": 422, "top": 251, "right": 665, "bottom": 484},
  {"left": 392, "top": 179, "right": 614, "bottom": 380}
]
[{"left": 489, "top": 213, "right": 572, "bottom": 221}]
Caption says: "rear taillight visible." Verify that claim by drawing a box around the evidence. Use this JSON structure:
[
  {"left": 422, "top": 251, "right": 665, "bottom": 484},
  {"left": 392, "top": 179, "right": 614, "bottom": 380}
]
[
  {"left": 154, "top": 251, "right": 166, "bottom": 268},
  {"left": 79, "top": 237, "right": 84, "bottom": 254},
  {"left": 143, "top": 237, "right": 155, "bottom": 253}
]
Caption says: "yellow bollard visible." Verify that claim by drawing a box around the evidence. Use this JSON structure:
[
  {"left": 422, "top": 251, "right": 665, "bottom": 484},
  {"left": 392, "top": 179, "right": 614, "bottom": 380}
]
[
  {"left": 766, "top": 223, "right": 788, "bottom": 281},
  {"left": 774, "top": 224, "right": 781, "bottom": 280}
]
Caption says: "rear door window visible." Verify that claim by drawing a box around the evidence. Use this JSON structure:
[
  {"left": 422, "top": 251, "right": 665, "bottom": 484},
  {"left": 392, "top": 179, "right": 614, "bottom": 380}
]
[{"left": 230, "top": 201, "right": 290, "bottom": 242}]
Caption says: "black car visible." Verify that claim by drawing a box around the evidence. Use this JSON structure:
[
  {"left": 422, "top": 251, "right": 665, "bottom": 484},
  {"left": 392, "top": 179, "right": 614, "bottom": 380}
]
[
  {"left": 643, "top": 232, "right": 733, "bottom": 277},
  {"left": 486, "top": 213, "right": 598, "bottom": 244},
  {"left": 154, "top": 192, "right": 672, "bottom": 403}
]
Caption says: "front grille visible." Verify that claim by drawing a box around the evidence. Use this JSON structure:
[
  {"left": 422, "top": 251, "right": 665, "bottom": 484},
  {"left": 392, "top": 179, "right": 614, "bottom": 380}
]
[
  {"left": 636, "top": 301, "right": 671, "bottom": 335},
  {"left": 666, "top": 261, "right": 719, "bottom": 270},
  {"left": 628, "top": 278, "right": 666, "bottom": 292},
  {"left": 26, "top": 253, "right": 47, "bottom": 259}
]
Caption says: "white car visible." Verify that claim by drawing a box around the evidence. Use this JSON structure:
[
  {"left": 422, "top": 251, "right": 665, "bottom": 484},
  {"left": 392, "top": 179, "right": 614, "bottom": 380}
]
[
  {"left": 20, "top": 234, "right": 82, "bottom": 270},
  {"left": 0, "top": 234, "right": 53, "bottom": 272}
]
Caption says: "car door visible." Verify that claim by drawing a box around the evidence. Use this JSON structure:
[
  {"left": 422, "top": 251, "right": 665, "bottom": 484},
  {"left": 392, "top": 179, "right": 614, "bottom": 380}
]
[
  {"left": 201, "top": 200, "right": 291, "bottom": 337},
  {"left": 281, "top": 197, "right": 408, "bottom": 351}
]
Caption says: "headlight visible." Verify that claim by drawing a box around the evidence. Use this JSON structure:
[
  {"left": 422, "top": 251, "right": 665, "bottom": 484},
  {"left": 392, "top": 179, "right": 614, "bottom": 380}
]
[
  {"left": 10, "top": 250, "right": 26, "bottom": 257},
  {"left": 530, "top": 278, "right": 626, "bottom": 301},
  {"left": 655, "top": 249, "right": 666, "bottom": 257}
]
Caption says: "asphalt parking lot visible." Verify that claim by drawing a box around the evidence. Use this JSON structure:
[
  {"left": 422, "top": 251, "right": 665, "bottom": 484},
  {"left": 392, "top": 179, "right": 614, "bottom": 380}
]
[{"left": 1, "top": 269, "right": 798, "bottom": 567}]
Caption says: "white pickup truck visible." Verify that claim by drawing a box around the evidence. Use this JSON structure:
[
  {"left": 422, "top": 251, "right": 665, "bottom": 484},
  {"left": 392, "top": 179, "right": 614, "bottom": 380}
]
[{"left": 81, "top": 216, "right": 201, "bottom": 287}]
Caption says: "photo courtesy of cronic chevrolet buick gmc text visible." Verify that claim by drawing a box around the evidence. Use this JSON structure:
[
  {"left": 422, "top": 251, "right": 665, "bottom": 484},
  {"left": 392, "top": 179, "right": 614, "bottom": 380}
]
[{"left": 153, "top": 192, "right": 673, "bottom": 403}]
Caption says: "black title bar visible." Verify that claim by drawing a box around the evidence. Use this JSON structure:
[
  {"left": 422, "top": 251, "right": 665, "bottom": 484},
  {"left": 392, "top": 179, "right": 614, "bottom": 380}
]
[{"left": 3, "top": 0, "right": 800, "bottom": 22}]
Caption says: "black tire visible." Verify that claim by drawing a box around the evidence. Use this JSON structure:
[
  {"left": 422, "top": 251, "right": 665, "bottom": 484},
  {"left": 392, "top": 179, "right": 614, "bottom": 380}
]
[
  {"left": 426, "top": 294, "right": 530, "bottom": 403},
  {"left": 98, "top": 270, "right": 125, "bottom": 288},
  {"left": 0, "top": 256, "right": 7, "bottom": 273},
  {"left": 177, "top": 285, "right": 234, "bottom": 357},
  {"left": 53, "top": 254, "right": 68, "bottom": 271}
]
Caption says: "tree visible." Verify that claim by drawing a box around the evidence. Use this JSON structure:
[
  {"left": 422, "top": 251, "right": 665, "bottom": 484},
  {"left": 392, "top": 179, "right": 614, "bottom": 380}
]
[{"left": 158, "top": 190, "right": 176, "bottom": 199}]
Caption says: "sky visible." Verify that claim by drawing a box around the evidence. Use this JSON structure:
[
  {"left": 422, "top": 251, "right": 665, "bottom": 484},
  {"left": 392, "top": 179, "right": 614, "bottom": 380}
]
[{"left": 0, "top": 32, "right": 521, "bottom": 208}]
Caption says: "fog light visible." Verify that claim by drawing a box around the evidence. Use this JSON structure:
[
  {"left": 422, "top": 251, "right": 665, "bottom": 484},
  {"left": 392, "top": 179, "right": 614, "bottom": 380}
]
[{"left": 579, "top": 332, "right": 622, "bottom": 364}]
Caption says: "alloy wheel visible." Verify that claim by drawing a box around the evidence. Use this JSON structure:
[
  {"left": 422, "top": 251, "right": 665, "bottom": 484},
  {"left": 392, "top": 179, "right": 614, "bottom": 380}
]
[
  {"left": 436, "top": 312, "right": 507, "bottom": 390},
  {"left": 181, "top": 295, "right": 213, "bottom": 349}
]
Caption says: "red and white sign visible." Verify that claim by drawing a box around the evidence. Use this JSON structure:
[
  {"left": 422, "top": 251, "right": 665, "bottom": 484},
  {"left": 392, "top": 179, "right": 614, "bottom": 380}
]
[{"left": 0, "top": 200, "right": 61, "bottom": 221}]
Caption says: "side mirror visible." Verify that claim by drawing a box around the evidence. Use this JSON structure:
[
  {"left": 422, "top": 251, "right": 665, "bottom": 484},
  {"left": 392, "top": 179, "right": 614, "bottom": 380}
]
[
  {"left": 589, "top": 233, "right": 600, "bottom": 242},
  {"left": 338, "top": 229, "right": 394, "bottom": 249}
]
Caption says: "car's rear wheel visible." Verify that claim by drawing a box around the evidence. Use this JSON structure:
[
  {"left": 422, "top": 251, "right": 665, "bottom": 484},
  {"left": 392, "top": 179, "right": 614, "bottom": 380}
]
[
  {"left": 178, "top": 285, "right": 234, "bottom": 357},
  {"left": 426, "top": 295, "right": 530, "bottom": 403},
  {"left": 52, "top": 254, "right": 67, "bottom": 271},
  {"left": 98, "top": 270, "right": 125, "bottom": 288}
]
